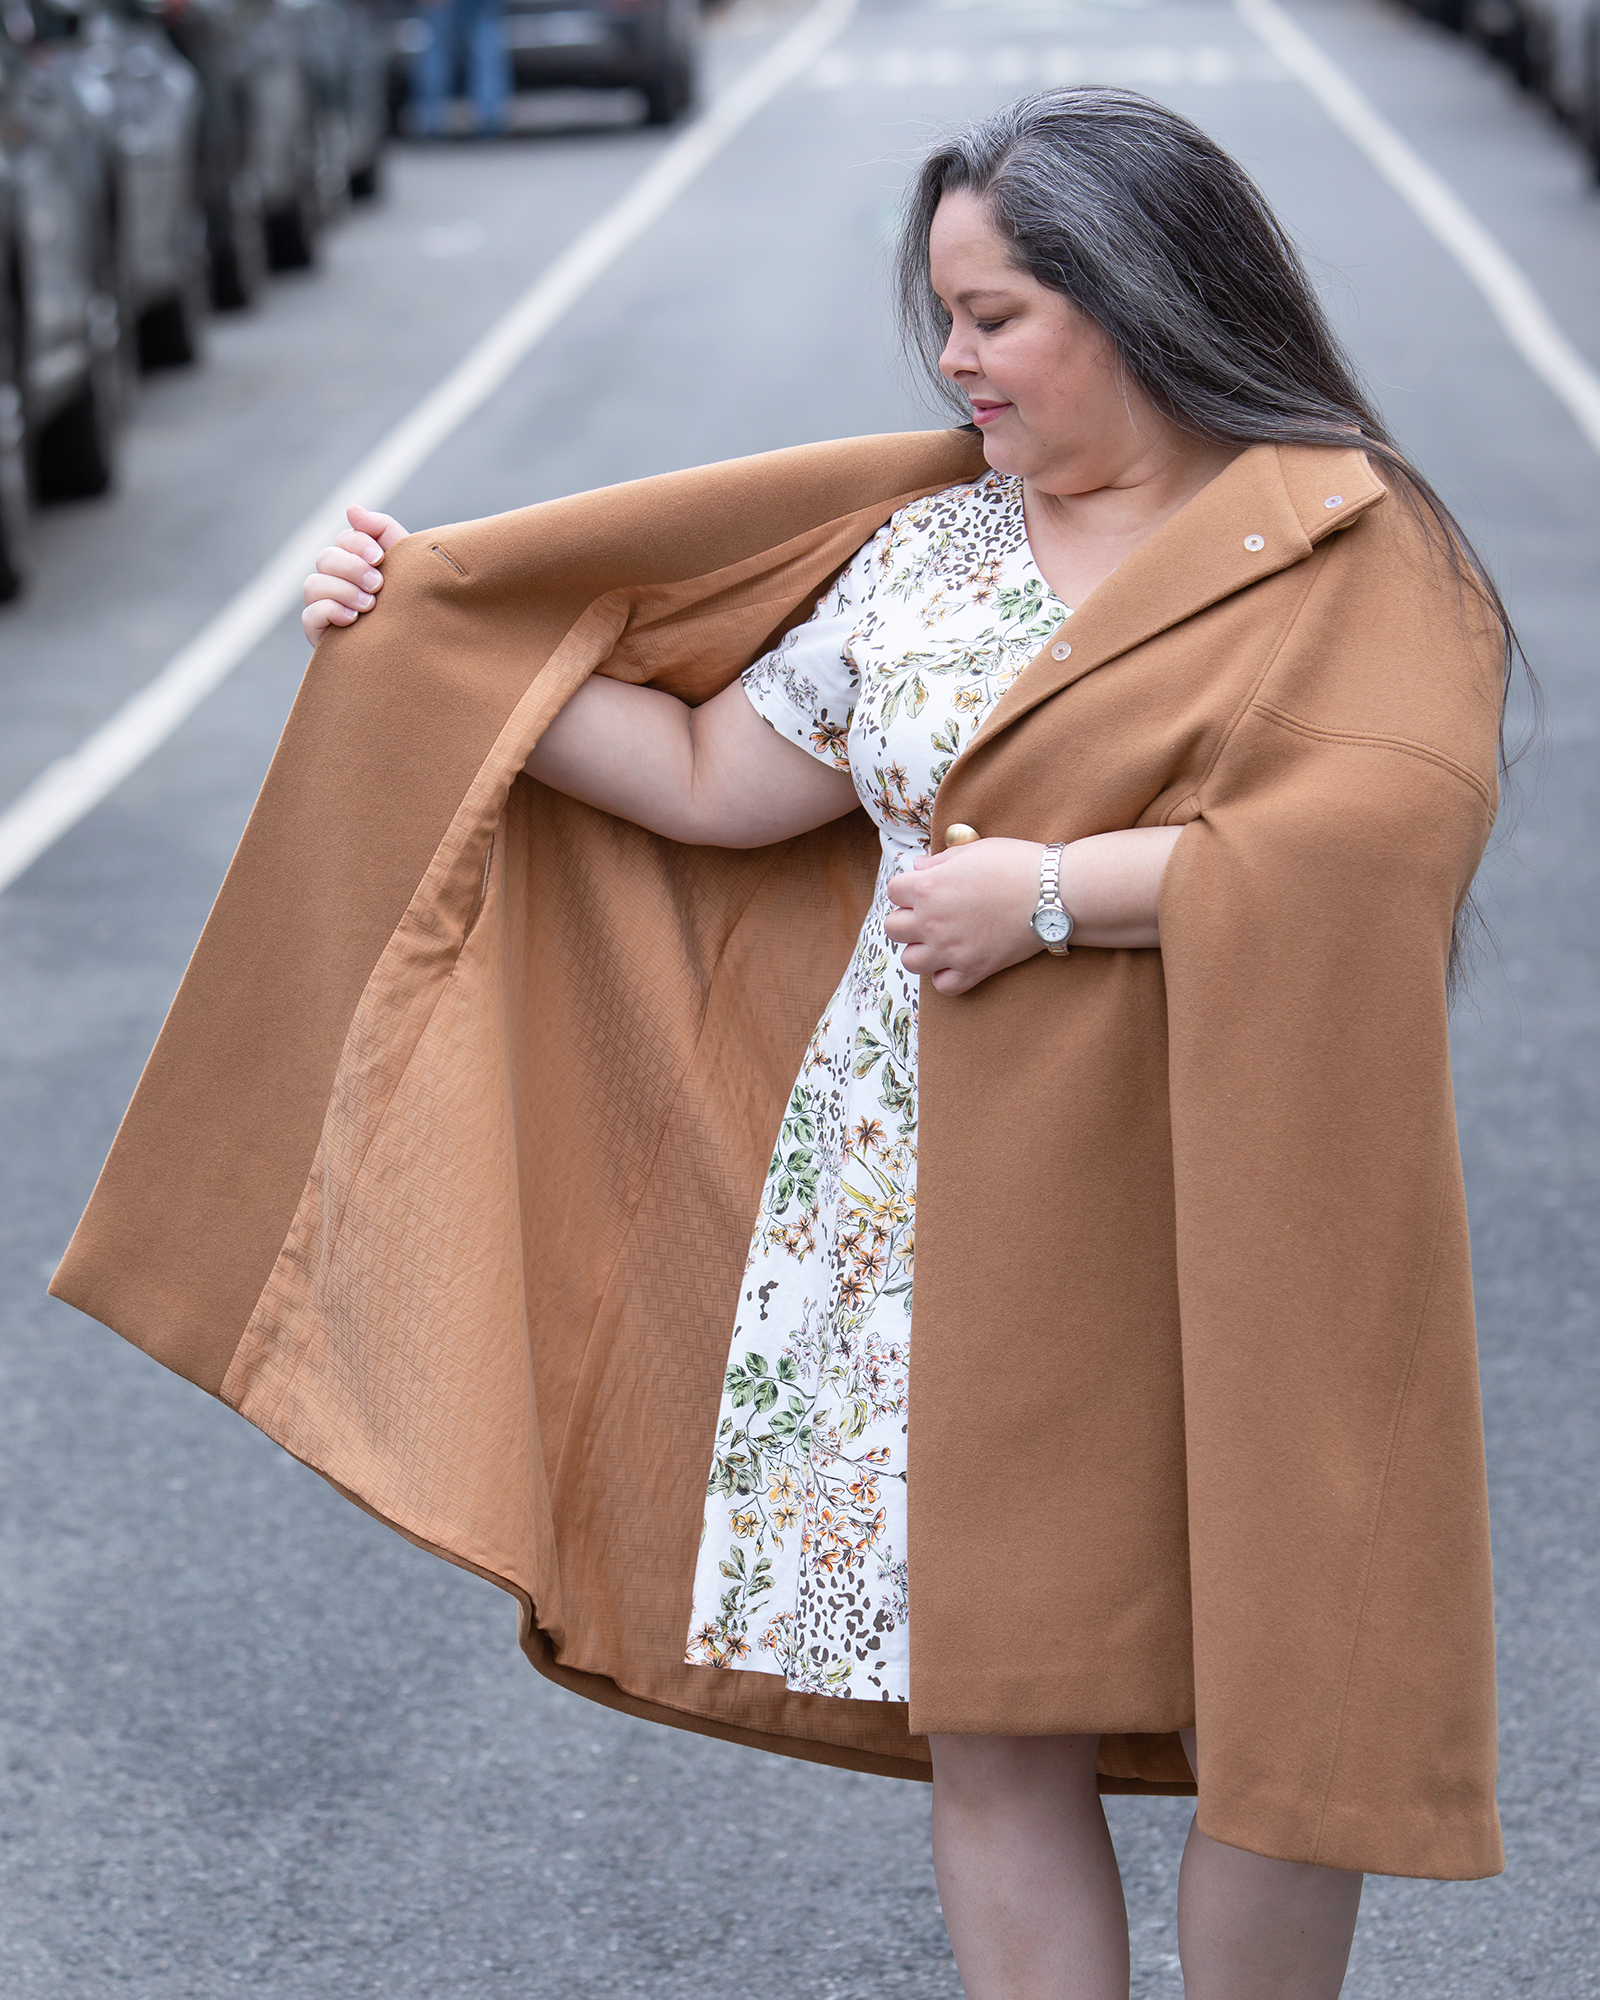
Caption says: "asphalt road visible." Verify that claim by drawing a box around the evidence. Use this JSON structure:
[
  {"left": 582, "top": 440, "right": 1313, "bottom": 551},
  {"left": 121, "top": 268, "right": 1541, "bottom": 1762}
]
[{"left": 1, "top": 1, "right": 1596, "bottom": 1994}]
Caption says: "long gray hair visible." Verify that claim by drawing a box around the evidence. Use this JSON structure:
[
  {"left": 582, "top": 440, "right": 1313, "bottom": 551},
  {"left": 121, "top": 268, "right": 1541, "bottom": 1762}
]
[{"left": 897, "top": 87, "right": 1529, "bottom": 986}]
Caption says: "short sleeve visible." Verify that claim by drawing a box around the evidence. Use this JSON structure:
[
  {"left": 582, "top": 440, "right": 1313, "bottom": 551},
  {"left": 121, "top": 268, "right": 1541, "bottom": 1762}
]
[{"left": 740, "top": 535, "right": 874, "bottom": 773}]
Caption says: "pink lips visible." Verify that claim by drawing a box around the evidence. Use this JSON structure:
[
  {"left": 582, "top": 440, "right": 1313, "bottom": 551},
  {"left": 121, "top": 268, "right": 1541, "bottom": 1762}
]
[{"left": 968, "top": 401, "right": 1011, "bottom": 427}]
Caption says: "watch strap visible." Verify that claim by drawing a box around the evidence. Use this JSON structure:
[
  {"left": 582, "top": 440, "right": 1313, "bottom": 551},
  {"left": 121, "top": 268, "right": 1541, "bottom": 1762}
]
[{"left": 1032, "top": 842, "right": 1074, "bottom": 956}]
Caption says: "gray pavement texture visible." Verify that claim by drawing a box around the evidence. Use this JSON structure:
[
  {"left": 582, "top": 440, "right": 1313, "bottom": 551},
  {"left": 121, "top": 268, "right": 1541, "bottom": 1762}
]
[{"left": 1, "top": 0, "right": 1596, "bottom": 1993}]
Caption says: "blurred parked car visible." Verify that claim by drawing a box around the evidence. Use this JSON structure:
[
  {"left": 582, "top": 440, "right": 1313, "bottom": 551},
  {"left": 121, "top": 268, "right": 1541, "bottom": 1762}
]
[
  {"left": 285, "top": 0, "right": 386, "bottom": 203},
  {"left": 31, "top": 0, "right": 209, "bottom": 365},
  {"left": 381, "top": 0, "right": 699, "bottom": 130},
  {"left": 144, "top": 0, "right": 383, "bottom": 310},
  {"left": 1399, "top": 0, "right": 1600, "bottom": 175},
  {"left": 1399, "top": 0, "right": 1542, "bottom": 81},
  {"left": 1526, "top": 0, "right": 1600, "bottom": 171},
  {"left": 1, "top": 0, "right": 130, "bottom": 598}
]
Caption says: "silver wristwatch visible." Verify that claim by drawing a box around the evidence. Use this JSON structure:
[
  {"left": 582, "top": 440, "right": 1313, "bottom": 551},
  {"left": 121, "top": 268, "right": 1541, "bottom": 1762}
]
[{"left": 1030, "top": 843, "right": 1075, "bottom": 955}]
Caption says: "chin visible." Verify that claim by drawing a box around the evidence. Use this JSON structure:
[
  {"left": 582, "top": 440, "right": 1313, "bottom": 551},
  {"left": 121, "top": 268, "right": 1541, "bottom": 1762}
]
[{"left": 976, "top": 431, "right": 1027, "bottom": 479}]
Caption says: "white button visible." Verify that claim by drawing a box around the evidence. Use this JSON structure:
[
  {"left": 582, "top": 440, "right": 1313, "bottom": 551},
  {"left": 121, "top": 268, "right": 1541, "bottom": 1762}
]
[
  {"left": 1325, "top": 494, "right": 1343, "bottom": 509},
  {"left": 1051, "top": 641, "right": 1072, "bottom": 661},
  {"left": 1243, "top": 534, "right": 1265, "bottom": 552}
]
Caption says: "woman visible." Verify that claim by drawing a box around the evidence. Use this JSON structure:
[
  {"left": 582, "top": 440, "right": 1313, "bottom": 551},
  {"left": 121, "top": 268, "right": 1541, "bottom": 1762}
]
[{"left": 60, "top": 91, "right": 1511, "bottom": 2000}]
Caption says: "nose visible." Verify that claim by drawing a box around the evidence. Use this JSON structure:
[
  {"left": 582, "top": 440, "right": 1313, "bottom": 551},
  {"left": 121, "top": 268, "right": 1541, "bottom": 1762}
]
[{"left": 938, "top": 323, "right": 972, "bottom": 382}]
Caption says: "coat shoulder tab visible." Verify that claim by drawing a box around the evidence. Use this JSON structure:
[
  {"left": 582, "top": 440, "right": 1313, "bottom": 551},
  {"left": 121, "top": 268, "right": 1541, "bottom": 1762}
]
[{"left": 1274, "top": 443, "right": 1389, "bottom": 545}]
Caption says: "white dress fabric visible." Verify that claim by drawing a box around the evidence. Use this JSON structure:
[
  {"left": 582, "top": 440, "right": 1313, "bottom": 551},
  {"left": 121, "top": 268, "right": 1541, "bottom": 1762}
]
[{"left": 684, "top": 469, "right": 1070, "bottom": 1702}]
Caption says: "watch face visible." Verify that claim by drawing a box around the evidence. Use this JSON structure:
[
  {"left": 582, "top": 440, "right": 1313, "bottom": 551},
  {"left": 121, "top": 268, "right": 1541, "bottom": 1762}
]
[{"left": 1032, "top": 906, "right": 1073, "bottom": 945}]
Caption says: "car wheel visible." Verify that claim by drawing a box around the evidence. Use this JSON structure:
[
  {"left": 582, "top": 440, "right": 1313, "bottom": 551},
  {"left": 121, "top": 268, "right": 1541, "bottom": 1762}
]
[
  {"left": 266, "top": 133, "right": 322, "bottom": 270},
  {"left": 212, "top": 173, "right": 269, "bottom": 312},
  {"left": 0, "top": 284, "right": 32, "bottom": 604},
  {"left": 642, "top": 50, "right": 695, "bottom": 125},
  {"left": 37, "top": 292, "right": 122, "bottom": 501},
  {"left": 139, "top": 238, "right": 209, "bottom": 370},
  {"left": 350, "top": 148, "right": 383, "bottom": 201}
]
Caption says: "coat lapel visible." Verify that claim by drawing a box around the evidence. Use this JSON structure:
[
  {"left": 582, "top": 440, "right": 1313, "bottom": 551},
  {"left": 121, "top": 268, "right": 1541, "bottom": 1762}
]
[{"left": 959, "top": 444, "right": 1388, "bottom": 761}]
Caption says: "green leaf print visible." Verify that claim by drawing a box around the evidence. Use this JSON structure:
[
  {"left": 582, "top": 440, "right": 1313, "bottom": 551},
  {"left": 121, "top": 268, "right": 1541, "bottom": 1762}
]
[
  {"left": 770, "top": 1085, "right": 821, "bottom": 1214},
  {"left": 853, "top": 1026, "right": 887, "bottom": 1078},
  {"left": 994, "top": 578, "right": 1047, "bottom": 626}
]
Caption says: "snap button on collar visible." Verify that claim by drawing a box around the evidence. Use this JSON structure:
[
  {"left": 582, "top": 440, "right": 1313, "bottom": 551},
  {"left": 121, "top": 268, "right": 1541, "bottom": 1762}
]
[
  {"left": 1244, "top": 534, "right": 1265, "bottom": 552},
  {"left": 1325, "top": 494, "right": 1344, "bottom": 509},
  {"left": 1051, "top": 641, "right": 1072, "bottom": 661}
]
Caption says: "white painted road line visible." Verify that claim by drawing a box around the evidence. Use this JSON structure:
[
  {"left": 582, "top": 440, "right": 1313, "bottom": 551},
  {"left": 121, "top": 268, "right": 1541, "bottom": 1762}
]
[
  {"left": 0, "top": 0, "right": 859, "bottom": 899},
  {"left": 809, "top": 44, "right": 1286, "bottom": 90},
  {"left": 1239, "top": 0, "right": 1600, "bottom": 457}
]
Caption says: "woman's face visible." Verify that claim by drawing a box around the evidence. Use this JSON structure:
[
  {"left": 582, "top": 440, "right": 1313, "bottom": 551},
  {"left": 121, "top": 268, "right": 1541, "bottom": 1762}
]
[{"left": 928, "top": 188, "right": 1176, "bottom": 494}]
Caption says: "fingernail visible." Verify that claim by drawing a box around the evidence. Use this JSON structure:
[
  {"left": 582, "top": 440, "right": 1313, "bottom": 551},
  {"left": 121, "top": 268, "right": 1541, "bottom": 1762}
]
[
  {"left": 357, "top": 592, "right": 374, "bottom": 609},
  {"left": 364, "top": 570, "right": 383, "bottom": 589}
]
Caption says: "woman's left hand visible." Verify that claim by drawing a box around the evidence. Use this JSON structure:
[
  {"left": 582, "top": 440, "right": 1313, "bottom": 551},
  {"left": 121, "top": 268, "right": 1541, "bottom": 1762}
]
[
  {"left": 885, "top": 839, "right": 1043, "bottom": 997},
  {"left": 886, "top": 825, "right": 1186, "bottom": 994}
]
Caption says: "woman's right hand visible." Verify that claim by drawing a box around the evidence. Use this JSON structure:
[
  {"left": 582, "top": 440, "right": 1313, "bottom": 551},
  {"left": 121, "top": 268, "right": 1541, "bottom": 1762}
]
[{"left": 302, "top": 505, "right": 408, "bottom": 644}]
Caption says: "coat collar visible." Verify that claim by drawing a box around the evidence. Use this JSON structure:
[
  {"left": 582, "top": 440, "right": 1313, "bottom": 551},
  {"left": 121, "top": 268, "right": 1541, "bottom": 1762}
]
[{"left": 958, "top": 443, "right": 1388, "bottom": 761}]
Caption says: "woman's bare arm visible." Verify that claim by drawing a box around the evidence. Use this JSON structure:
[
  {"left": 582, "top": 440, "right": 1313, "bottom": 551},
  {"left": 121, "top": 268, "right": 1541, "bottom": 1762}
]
[{"left": 526, "top": 672, "right": 858, "bottom": 848}]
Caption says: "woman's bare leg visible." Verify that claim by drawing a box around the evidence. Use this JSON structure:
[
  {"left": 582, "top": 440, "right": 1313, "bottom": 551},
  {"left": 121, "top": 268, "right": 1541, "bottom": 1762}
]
[
  {"left": 928, "top": 1733, "right": 1129, "bottom": 2000},
  {"left": 1176, "top": 1730, "right": 1363, "bottom": 2000}
]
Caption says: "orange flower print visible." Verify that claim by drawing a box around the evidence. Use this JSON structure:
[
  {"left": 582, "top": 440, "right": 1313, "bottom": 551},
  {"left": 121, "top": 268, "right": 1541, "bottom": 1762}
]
[{"left": 850, "top": 1116, "right": 886, "bottom": 1155}]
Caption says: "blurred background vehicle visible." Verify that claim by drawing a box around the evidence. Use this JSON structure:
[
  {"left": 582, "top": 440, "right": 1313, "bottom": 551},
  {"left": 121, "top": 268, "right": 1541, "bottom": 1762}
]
[
  {"left": 142, "top": 0, "right": 313, "bottom": 306},
  {"left": 287, "top": 0, "right": 387, "bottom": 203},
  {"left": 0, "top": 0, "right": 387, "bottom": 601},
  {"left": 149, "top": 0, "right": 386, "bottom": 310},
  {"left": 1, "top": 0, "right": 132, "bottom": 598},
  {"left": 41, "top": 0, "right": 209, "bottom": 366},
  {"left": 381, "top": 0, "right": 699, "bottom": 131},
  {"left": 1399, "top": 0, "right": 1600, "bottom": 175},
  {"left": 1526, "top": 0, "right": 1600, "bottom": 170}
]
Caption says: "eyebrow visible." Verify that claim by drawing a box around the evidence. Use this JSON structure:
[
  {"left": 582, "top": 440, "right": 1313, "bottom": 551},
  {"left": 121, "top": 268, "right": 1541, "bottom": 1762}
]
[{"left": 951, "top": 286, "right": 1022, "bottom": 305}]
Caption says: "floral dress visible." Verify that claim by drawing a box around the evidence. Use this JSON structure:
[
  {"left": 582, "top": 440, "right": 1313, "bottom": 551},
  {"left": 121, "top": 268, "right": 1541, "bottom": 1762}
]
[{"left": 684, "top": 469, "right": 1070, "bottom": 1702}]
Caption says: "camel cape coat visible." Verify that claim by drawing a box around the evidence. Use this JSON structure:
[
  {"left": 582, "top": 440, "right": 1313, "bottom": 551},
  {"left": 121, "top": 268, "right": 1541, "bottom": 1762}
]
[{"left": 55, "top": 429, "right": 1505, "bottom": 1881}]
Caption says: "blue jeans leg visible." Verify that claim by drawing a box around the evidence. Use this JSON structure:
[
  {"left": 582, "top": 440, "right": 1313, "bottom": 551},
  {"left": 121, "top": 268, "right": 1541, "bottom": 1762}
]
[
  {"left": 468, "top": 0, "right": 510, "bottom": 135},
  {"left": 410, "top": 1, "right": 453, "bottom": 136}
]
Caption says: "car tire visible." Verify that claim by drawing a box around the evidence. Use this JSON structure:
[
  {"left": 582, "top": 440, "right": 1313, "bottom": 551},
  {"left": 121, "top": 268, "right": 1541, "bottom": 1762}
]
[
  {"left": 139, "top": 246, "right": 209, "bottom": 370},
  {"left": 266, "top": 134, "right": 322, "bottom": 270},
  {"left": 212, "top": 173, "right": 269, "bottom": 312},
  {"left": 36, "top": 299, "right": 122, "bottom": 502},
  {"left": 0, "top": 285, "right": 32, "bottom": 604},
  {"left": 642, "top": 50, "right": 695, "bottom": 125}
]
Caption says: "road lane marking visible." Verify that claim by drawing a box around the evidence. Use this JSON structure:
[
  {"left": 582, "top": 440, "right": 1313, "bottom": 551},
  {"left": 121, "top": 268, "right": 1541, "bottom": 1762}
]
[
  {"left": 0, "top": 0, "right": 859, "bottom": 898},
  {"left": 1239, "top": 0, "right": 1600, "bottom": 456},
  {"left": 810, "top": 45, "right": 1286, "bottom": 89}
]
